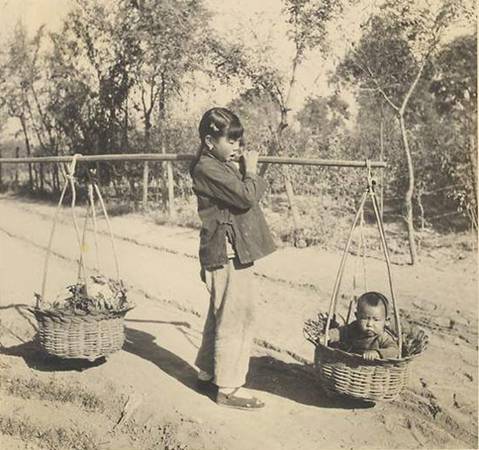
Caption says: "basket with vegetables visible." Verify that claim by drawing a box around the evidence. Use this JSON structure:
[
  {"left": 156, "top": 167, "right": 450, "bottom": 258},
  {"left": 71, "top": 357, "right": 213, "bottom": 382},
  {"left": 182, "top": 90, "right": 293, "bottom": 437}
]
[
  {"left": 30, "top": 276, "right": 134, "bottom": 360},
  {"left": 29, "top": 155, "right": 134, "bottom": 361}
]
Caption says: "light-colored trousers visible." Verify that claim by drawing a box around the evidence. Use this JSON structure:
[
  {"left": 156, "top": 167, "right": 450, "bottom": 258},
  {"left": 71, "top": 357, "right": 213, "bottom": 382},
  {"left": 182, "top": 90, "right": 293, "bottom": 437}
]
[{"left": 195, "top": 259, "right": 256, "bottom": 388}]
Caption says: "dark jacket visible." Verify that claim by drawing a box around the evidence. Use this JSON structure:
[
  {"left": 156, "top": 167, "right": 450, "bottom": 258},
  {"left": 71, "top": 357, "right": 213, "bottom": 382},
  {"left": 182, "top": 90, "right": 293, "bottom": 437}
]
[
  {"left": 190, "top": 153, "right": 276, "bottom": 269},
  {"left": 330, "top": 321, "right": 399, "bottom": 359}
]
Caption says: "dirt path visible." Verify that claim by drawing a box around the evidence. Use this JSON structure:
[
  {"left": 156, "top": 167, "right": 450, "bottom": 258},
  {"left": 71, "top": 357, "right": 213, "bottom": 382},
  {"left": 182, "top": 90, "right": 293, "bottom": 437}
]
[{"left": 0, "top": 196, "right": 477, "bottom": 449}]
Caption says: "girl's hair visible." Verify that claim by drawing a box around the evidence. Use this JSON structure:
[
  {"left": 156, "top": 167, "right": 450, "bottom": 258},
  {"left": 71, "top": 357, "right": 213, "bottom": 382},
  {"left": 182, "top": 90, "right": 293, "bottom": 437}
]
[
  {"left": 357, "top": 292, "right": 390, "bottom": 317},
  {"left": 190, "top": 107, "right": 244, "bottom": 173}
]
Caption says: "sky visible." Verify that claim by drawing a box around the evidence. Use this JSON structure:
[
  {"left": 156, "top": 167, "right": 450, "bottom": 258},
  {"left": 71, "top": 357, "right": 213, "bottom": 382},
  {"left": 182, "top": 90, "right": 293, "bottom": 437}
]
[{"left": 0, "top": 0, "right": 71, "bottom": 34}]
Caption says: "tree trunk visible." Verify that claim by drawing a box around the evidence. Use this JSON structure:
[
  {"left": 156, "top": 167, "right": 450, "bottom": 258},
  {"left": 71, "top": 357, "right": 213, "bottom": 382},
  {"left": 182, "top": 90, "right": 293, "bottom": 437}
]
[
  {"left": 50, "top": 165, "right": 55, "bottom": 193},
  {"left": 18, "top": 118, "right": 33, "bottom": 192},
  {"left": 53, "top": 164, "right": 60, "bottom": 194},
  {"left": 416, "top": 190, "right": 426, "bottom": 231},
  {"left": 33, "top": 164, "right": 38, "bottom": 191},
  {"left": 282, "top": 167, "right": 300, "bottom": 233},
  {"left": 144, "top": 115, "right": 152, "bottom": 149},
  {"left": 379, "top": 102, "right": 385, "bottom": 219},
  {"left": 142, "top": 161, "right": 149, "bottom": 211},
  {"left": 260, "top": 107, "right": 301, "bottom": 240},
  {"left": 258, "top": 110, "right": 287, "bottom": 177},
  {"left": 39, "top": 164, "right": 44, "bottom": 193},
  {"left": 166, "top": 161, "right": 175, "bottom": 219},
  {"left": 124, "top": 95, "right": 129, "bottom": 151},
  {"left": 15, "top": 147, "right": 19, "bottom": 186},
  {"left": 399, "top": 114, "right": 417, "bottom": 265},
  {"left": 468, "top": 132, "right": 477, "bottom": 211}
]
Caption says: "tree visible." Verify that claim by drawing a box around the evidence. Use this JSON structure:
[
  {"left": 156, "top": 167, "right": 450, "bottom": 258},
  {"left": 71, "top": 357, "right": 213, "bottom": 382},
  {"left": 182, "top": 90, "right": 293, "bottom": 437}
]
[
  {"left": 335, "top": 0, "right": 473, "bottom": 264},
  {"left": 207, "top": 0, "right": 351, "bottom": 240},
  {"left": 295, "top": 94, "right": 350, "bottom": 150},
  {"left": 0, "top": 22, "right": 46, "bottom": 191},
  {"left": 127, "top": 0, "right": 209, "bottom": 150},
  {"left": 430, "top": 34, "right": 477, "bottom": 228},
  {"left": 48, "top": 0, "right": 135, "bottom": 157}
]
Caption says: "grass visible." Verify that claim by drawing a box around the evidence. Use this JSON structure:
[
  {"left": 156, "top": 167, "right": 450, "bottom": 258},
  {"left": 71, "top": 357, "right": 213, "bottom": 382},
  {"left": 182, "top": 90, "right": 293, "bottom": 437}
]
[
  {"left": 0, "top": 415, "right": 99, "bottom": 450},
  {"left": 147, "top": 194, "right": 477, "bottom": 260},
  {"left": 0, "top": 373, "right": 104, "bottom": 412},
  {"left": 151, "top": 198, "right": 201, "bottom": 229},
  {"left": 0, "top": 369, "right": 189, "bottom": 449}
]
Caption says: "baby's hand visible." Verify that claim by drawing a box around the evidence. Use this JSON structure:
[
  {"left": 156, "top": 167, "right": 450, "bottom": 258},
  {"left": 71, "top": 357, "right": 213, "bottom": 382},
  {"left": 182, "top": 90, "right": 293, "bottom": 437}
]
[{"left": 362, "top": 350, "right": 381, "bottom": 360}]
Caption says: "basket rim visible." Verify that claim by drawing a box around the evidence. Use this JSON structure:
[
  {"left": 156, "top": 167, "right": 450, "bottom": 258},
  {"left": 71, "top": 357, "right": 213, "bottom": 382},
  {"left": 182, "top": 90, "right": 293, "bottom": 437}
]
[
  {"left": 27, "top": 304, "right": 135, "bottom": 318},
  {"left": 315, "top": 341, "right": 424, "bottom": 364}
]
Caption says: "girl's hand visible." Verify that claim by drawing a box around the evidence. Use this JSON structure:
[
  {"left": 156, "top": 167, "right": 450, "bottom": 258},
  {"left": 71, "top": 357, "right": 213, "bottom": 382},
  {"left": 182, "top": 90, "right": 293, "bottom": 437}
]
[
  {"left": 242, "top": 150, "right": 259, "bottom": 174},
  {"left": 362, "top": 350, "right": 380, "bottom": 360}
]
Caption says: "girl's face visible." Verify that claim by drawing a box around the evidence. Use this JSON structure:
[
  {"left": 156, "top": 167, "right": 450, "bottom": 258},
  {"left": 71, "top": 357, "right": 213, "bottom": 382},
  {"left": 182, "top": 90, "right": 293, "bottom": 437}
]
[
  {"left": 356, "top": 303, "right": 387, "bottom": 337},
  {"left": 206, "top": 135, "right": 241, "bottom": 162}
]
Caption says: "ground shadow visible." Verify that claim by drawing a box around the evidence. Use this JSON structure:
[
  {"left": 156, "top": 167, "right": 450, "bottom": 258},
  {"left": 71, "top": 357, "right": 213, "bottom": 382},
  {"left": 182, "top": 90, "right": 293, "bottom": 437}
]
[
  {"left": 0, "top": 303, "right": 38, "bottom": 334},
  {"left": 124, "top": 326, "right": 373, "bottom": 409},
  {"left": 125, "top": 318, "right": 200, "bottom": 350},
  {"left": 247, "top": 355, "right": 375, "bottom": 410},
  {"left": 0, "top": 307, "right": 375, "bottom": 409},
  {"left": 123, "top": 326, "right": 210, "bottom": 397},
  {"left": 0, "top": 338, "right": 107, "bottom": 372},
  {"left": 125, "top": 319, "right": 192, "bottom": 328}
]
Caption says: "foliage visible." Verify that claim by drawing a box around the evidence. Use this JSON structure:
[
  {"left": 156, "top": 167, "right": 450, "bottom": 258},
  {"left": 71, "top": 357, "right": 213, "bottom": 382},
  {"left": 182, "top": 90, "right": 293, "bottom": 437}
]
[
  {"left": 430, "top": 34, "right": 477, "bottom": 224},
  {"left": 0, "top": 0, "right": 475, "bottom": 238},
  {"left": 334, "top": 0, "right": 476, "bottom": 263}
]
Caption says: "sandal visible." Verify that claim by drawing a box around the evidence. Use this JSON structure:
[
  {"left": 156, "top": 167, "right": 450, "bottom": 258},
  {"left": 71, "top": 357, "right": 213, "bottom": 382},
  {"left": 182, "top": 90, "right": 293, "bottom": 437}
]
[{"left": 216, "top": 388, "right": 265, "bottom": 410}]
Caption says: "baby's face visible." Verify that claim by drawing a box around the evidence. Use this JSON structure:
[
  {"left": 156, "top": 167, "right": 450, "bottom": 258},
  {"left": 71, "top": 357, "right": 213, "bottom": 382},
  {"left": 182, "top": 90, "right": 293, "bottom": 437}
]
[{"left": 356, "top": 303, "right": 387, "bottom": 337}]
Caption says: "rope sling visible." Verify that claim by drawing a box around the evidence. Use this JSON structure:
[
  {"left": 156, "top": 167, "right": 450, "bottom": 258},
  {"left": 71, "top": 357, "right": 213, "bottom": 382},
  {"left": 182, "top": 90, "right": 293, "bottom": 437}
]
[
  {"left": 31, "top": 154, "right": 132, "bottom": 360},
  {"left": 39, "top": 154, "right": 121, "bottom": 306},
  {"left": 323, "top": 161, "right": 402, "bottom": 358},
  {"left": 306, "top": 161, "right": 428, "bottom": 402}
]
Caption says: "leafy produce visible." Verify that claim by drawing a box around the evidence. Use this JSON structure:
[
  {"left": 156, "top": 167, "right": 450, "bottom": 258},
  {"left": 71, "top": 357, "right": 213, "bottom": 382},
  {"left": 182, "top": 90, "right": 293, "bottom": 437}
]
[{"left": 36, "top": 275, "right": 130, "bottom": 314}]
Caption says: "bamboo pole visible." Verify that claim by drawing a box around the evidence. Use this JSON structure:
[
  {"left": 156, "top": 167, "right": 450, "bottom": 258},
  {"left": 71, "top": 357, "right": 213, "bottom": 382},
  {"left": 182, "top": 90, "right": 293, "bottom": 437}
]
[
  {"left": 0, "top": 153, "right": 387, "bottom": 168},
  {"left": 379, "top": 104, "right": 385, "bottom": 220},
  {"left": 15, "top": 147, "right": 19, "bottom": 185},
  {"left": 166, "top": 161, "right": 175, "bottom": 218}
]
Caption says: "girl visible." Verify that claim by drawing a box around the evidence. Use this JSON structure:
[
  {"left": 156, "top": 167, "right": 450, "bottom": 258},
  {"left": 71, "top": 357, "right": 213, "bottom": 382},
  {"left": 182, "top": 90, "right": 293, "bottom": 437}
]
[{"left": 190, "top": 107, "right": 276, "bottom": 410}]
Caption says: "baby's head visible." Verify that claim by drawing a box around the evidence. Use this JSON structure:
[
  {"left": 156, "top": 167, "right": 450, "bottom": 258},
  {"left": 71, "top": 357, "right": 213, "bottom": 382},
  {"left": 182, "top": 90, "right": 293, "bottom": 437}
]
[{"left": 355, "top": 292, "right": 390, "bottom": 337}]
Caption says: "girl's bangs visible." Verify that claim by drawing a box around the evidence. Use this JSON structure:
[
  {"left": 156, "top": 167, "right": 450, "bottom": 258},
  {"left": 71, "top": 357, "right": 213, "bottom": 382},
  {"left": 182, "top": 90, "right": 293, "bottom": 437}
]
[{"left": 226, "top": 121, "right": 244, "bottom": 141}]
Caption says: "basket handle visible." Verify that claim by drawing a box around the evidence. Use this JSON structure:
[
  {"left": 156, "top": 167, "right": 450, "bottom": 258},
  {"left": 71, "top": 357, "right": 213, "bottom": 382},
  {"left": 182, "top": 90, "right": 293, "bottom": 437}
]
[{"left": 323, "top": 169, "right": 402, "bottom": 358}]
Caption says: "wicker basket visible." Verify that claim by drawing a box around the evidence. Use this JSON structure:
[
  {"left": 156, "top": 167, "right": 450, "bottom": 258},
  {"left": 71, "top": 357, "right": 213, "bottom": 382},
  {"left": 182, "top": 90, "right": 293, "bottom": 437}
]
[
  {"left": 32, "top": 160, "right": 132, "bottom": 361},
  {"left": 305, "top": 179, "right": 428, "bottom": 402},
  {"left": 29, "top": 306, "right": 133, "bottom": 360},
  {"left": 314, "top": 344, "right": 416, "bottom": 402}
]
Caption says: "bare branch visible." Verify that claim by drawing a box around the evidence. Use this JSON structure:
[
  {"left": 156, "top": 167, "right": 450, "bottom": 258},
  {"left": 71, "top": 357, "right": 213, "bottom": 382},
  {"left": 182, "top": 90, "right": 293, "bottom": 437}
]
[
  {"left": 350, "top": 52, "right": 400, "bottom": 112},
  {"left": 400, "top": 40, "right": 436, "bottom": 114}
]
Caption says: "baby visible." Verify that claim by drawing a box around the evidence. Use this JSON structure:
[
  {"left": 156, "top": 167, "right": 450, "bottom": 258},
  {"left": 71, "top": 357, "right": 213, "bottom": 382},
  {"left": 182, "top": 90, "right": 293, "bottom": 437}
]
[{"left": 327, "top": 291, "right": 399, "bottom": 360}]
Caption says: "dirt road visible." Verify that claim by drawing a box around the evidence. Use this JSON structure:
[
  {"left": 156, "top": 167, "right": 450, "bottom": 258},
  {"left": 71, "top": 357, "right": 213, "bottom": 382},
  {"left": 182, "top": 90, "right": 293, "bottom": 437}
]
[{"left": 0, "top": 196, "right": 477, "bottom": 449}]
